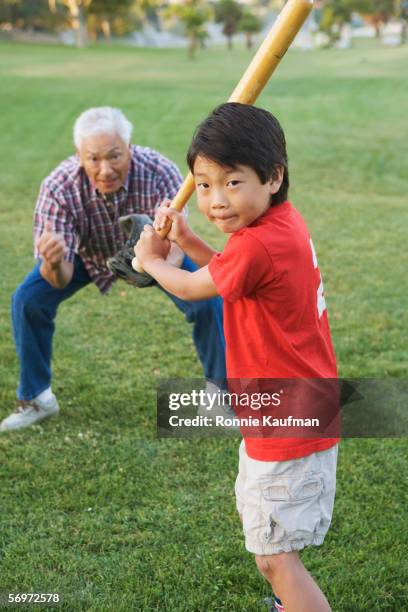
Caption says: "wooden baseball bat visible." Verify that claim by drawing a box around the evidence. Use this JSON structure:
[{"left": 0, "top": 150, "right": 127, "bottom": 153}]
[
  {"left": 133, "top": 0, "right": 313, "bottom": 270},
  {"left": 156, "top": 0, "right": 313, "bottom": 239}
]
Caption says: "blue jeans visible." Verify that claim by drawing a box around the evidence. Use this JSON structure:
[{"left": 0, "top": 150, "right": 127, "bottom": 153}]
[{"left": 11, "top": 255, "right": 226, "bottom": 401}]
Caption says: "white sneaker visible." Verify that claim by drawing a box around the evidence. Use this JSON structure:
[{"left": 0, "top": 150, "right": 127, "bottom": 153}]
[{"left": 0, "top": 395, "right": 60, "bottom": 432}]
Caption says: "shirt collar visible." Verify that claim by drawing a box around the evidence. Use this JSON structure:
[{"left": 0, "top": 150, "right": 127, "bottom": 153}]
[
  {"left": 97, "top": 184, "right": 127, "bottom": 202},
  {"left": 93, "top": 178, "right": 129, "bottom": 201}
]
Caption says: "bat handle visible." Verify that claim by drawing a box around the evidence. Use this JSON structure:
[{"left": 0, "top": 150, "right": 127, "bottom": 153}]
[
  {"left": 156, "top": 172, "right": 196, "bottom": 239},
  {"left": 132, "top": 172, "right": 195, "bottom": 273},
  {"left": 155, "top": 216, "right": 173, "bottom": 240}
]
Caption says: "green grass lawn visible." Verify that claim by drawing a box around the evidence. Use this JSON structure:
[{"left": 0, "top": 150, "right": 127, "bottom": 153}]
[{"left": 0, "top": 38, "right": 407, "bottom": 611}]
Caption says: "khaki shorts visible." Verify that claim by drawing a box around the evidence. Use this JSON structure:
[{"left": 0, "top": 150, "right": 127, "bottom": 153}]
[{"left": 235, "top": 441, "right": 338, "bottom": 555}]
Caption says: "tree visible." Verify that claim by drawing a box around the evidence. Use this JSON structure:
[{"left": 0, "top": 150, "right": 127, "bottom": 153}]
[
  {"left": 400, "top": 0, "right": 408, "bottom": 43},
  {"left": 316, "top": 0, "right": 404, "bottom": 45},
  {"left": 0, "top": 0, "right": 64, "bottom": 32},
  {"left": 215, "top": 0, "right": 243, "bottom": 50},
  {"left": 140, "top": 0, "right": 162, "bottom": 30},
  {"left": 87, "top": 0, "right": 140, "bottom": 42},
  {"left": 48, "top": 0, "right": 92, "bottom": 47},
  {"left": 164, "top": 0, "right": 211, "bottom": 60},
  {"left": 49, "top": 0, "right": 141, "bottom": 46},
  {"left": 318, "top": 0, "right": 374, "bottom": 46},
  {"left": 360, "top": 0, "right": 397, "bottom": 37},
  {"left": 238, "top": 9, "right": 262, "bottom": 49}
]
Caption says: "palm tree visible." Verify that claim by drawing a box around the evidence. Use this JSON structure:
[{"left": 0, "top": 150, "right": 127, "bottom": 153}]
[
  {"left": 215, "top": 0, "right": 242, "bottom": 50},
  {"left": 239, "top": 10, "right": 262, "bottom": 50},
  {"left": 165, "top": 0, "right": 211, "bottom": 60},
  {"left": 49, "top": 0, "right": 91, "bottom": 47}
]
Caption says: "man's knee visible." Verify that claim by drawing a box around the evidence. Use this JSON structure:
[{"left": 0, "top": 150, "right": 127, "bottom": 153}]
[
  {"left": 13, "top": 283, "right": 31, "bottom": 311},
  {"left": 12, "top": 277, "right": 49, "bottom": 319},
  {"left": 255, "top": 551, "right": 298, "bottom": 580}
]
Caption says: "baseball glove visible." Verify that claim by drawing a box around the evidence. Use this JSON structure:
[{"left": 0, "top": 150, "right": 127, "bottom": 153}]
[{"left": 107, "top": 214, "right": 156, "bottom": 288}]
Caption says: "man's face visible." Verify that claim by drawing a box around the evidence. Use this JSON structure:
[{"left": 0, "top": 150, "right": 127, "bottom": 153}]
[
  {"left": 78, "top": 133, "right": 131, "bottom": 194},
  {"left": 193, "top": 156, "right": 283, "bottom": 233}
]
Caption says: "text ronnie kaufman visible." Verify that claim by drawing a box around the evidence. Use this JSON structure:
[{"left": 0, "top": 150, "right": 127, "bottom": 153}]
[{"left": 168, "top": 415, "right": 320, "bottom": 427}]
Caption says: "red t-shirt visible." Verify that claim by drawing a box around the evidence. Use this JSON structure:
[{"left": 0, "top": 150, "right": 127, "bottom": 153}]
[{"left": 208, "top": 201, "right": 339, "bottom": 461}]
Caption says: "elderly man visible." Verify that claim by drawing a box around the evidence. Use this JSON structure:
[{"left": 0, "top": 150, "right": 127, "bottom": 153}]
[{"left": 1, "top": 107, "right": 226, "bottom": 432}]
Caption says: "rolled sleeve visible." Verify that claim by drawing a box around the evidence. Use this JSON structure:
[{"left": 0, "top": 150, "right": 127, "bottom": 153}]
[
  {"left": 208, "top": 233, "right": 273, "bottom": 302},
  {"left": 33, "top": 181, "right": 76, "bottom": 262}
]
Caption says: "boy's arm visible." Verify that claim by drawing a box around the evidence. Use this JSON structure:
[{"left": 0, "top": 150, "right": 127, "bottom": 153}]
[
  {"left": 177, "top": 231, "right": 217, "bottom": 268},
  {"left": 134, "top": 225, "right": 218, "bottom": 301},
  {"left": 145, "top": 260, "right": 217, "bottom": 301},
  {"left": 154, "top": 200, "right": 216, "bottom": 268}
]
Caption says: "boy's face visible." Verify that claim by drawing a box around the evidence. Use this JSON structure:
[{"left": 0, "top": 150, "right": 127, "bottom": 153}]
[{"left": 193, "top": 156, "right": 283, "bottom": 233}]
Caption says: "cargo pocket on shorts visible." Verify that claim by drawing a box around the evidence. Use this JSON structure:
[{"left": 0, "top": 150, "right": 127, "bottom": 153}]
[{"left": 260, "top": 473, "right": 324, "bottom": 545}]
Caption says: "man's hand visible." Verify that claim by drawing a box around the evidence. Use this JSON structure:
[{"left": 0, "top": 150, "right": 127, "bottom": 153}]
[
  {"left": 133, "top": 225, "right": 171, "bottom": 269},
  {"left": 153, "top": 199, "right": 191, "bottom": 247},
  {"left": 37, "top": 222, "right": 73, "bottom": 289},
  {"left": 36, "top": 222, "right": 67, "bottom": 269}
]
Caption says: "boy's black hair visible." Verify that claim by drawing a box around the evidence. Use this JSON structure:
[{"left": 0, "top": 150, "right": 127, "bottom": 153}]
[{"left": 187, "top": 102, "right": 289, "bottom": 205}]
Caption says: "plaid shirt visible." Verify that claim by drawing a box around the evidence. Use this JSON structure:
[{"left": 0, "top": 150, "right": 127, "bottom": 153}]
[{"left": 34, "top": 145, "right": 183, "bottom": 293}]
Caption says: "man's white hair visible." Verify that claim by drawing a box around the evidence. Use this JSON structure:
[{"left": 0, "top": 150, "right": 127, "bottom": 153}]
[{"left": 73, "top": 106, "right": 133, "bottom": 148}]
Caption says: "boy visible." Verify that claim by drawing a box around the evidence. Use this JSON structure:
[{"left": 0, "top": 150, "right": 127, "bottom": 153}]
[{"left": 134, "top": 103, "right": 339, "bottom": 612}]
